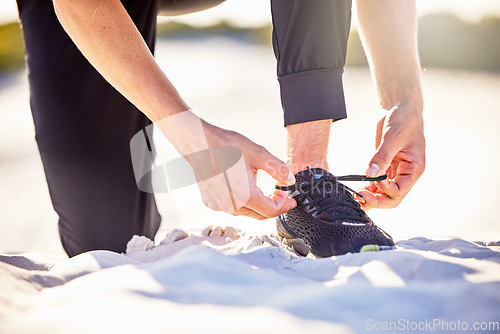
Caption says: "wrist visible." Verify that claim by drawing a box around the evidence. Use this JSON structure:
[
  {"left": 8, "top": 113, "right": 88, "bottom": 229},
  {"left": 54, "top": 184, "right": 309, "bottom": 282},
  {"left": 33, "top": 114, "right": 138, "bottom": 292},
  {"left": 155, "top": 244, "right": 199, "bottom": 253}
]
[
  {"left": 155, "top": 109, "right": 211, "bottom": 156},
  {"left": 377, "top": 75, "right": 423, "bottom": 113}
]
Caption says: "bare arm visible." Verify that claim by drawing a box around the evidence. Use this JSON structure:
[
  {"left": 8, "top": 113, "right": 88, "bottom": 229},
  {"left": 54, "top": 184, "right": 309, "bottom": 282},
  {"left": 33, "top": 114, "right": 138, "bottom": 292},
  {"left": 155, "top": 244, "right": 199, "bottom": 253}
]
[
  {"left": 53, "top": 0, "right": 296, "bottom": 217},
  {"left": 355, "top": 0, "right": 425, "bottom": 208},
  {"left": 356, "top": 0, "right": 423, "bottom": 111},
  {"left": 53, "top": 0, "right": 188, "bottom": 122}
]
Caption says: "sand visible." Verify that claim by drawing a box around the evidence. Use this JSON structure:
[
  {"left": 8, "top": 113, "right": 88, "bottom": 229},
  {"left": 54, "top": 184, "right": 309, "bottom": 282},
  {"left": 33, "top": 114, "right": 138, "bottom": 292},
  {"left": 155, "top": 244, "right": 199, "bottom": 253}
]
[{"left": 1, "top": 226, "right": 499, "bottom": 334}]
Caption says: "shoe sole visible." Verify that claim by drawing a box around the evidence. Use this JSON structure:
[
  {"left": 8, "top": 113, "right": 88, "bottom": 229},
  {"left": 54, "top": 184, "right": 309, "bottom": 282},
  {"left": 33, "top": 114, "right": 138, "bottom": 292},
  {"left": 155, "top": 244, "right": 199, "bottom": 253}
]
[
  {"left": 276, "top": 216, "right": 312, "bottom": 256},
  {"left": 277, "top": 216, "right": 394, "bottom": 257}
]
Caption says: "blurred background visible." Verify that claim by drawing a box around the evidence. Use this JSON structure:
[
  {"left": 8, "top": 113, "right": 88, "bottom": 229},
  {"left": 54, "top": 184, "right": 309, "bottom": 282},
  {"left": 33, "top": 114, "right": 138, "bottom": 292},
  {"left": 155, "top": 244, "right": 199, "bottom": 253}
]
[{"left": 1, "top": 0, "right": 499, "bottom": 255}]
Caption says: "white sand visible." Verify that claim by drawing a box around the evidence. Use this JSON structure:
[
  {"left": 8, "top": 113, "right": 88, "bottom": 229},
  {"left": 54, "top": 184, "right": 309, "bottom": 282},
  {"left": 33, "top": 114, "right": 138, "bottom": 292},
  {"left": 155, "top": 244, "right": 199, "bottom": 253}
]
[{"left": 1, "top": 227, "right": 499, "bottom": 334}]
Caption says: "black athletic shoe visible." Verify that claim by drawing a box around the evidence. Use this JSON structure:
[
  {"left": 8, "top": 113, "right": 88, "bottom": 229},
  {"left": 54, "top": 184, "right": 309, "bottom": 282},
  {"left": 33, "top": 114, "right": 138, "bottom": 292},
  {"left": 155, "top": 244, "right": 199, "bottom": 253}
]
[{"left": 276, "top": 167, "right": 394, "bottom": 257}]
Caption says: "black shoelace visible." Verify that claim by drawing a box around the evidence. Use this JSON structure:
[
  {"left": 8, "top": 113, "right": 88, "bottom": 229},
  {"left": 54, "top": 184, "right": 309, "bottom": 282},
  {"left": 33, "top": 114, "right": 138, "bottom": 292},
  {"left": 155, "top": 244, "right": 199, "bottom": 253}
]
[{"left": 276, "top": 167, "right": 387, "bottom": 222}]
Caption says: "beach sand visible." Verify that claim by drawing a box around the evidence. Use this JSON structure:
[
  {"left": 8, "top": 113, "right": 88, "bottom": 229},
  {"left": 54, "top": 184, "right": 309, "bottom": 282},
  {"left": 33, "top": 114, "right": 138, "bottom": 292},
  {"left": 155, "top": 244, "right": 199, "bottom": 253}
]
[{"left": 1, "top": 227, "right": 500, "bottom": 333}]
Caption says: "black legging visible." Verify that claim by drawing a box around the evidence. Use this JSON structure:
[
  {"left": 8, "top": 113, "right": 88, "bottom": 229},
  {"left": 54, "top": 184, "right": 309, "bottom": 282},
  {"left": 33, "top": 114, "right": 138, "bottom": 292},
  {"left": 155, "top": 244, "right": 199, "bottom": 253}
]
[{"left": 16, "top": 0, "right": 351, "bottom": 256}]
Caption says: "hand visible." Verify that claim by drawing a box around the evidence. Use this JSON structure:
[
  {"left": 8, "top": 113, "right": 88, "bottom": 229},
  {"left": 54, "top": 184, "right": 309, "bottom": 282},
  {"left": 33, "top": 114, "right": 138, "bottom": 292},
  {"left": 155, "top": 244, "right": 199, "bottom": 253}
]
[
  {"left": 156, "top": 110, "right": 296, "bottom": 219},
  {"left": 358, "top": 102, "right": 425, "bottom": 209},
  {"left": 195, "top": 122, "right": 297, "bottom": 219}
]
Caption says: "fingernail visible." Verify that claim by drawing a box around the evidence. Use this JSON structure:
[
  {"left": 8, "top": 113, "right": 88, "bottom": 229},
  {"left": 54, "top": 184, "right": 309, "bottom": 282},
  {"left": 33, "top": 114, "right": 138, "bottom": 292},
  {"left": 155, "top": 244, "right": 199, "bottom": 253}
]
[
  {"left": 287, "top": 171, "right": 296, "bottom": 185},
  {"left": 366, "top": 163, "right": 380, "bottom": 177}
]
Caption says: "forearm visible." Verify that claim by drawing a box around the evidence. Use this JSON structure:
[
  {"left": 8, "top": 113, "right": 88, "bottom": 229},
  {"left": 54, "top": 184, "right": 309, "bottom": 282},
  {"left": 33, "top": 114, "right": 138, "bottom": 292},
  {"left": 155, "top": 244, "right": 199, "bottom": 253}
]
[
  {"left": 53, "top": 0, "right": 189, "bottom": 122},
  {"left": 355, "top": 0, "right": 423, "bottom": 111}
]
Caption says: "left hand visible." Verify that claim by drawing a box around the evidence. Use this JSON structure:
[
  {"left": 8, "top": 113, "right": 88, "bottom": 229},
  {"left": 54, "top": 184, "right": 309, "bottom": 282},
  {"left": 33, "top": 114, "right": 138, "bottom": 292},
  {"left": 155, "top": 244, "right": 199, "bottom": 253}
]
[{"left": 357, "top": 102, "right": 425, "bottom": 209}]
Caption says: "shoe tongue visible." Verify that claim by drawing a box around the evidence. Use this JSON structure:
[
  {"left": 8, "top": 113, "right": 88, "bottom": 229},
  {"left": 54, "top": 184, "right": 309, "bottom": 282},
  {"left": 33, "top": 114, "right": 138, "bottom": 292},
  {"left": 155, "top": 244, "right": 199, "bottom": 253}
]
[
  {"left": 294, "top": 168, "right": 337, "bottom": 198},
  {"left": 294, "top": 168, "right": 362, "bottom": 221}
]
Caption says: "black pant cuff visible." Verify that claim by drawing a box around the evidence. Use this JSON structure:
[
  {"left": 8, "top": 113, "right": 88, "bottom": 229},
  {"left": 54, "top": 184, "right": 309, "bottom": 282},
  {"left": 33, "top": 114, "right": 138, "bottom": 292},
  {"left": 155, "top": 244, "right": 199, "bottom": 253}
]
[{"left": 279, "top": 68, "right": 347, "bottom": 126}]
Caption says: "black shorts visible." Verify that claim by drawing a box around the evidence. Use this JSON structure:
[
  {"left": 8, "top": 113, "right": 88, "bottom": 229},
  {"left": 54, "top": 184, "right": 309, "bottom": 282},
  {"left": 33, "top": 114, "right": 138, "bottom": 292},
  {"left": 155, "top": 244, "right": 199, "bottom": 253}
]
[{"left": 16, "top": 0, "right": 351, "bottom": 256}]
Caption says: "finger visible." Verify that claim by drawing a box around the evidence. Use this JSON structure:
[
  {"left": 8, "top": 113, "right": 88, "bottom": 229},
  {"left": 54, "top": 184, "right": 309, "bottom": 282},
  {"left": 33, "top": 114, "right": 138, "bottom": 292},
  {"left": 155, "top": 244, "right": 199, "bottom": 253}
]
[
  {"left": 245, "top": 188, "right": 296, "bottom": 218},
  {"left": 273, "top": 189, "right": 297, "bottom": 212},
  {"left": 373, "top": 174, "right": 415, "bottom": 200},
  {"left": 354, "top": 184, "right": 377, "bottom": 208},
  {"left": 366, "top": 134, "right": 402, "bottom": 178},
  {"left": 361, "top": 182, "right": 379, "bottom": 194},
  {"left": 357, "top": 189, "right": 402, "bottom": 209},
  {"left": 357, "top": 190, "right": 377, "bottom": 210},
  {"left": 233, "top": 195, "right": 296, "bottom": 219},
  {"left": 251, "top": 147, "right": 295, "bottom": 186},
  {"left": 232, "top": 207, "right": 268, "bottom": 220}
]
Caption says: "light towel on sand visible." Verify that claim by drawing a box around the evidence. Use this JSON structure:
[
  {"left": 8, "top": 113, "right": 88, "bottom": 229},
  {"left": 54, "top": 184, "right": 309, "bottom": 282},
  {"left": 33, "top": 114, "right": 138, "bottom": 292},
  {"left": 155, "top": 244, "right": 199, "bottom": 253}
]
[{"left": 1, "top": 226, "right": 499, "bottom": 334}]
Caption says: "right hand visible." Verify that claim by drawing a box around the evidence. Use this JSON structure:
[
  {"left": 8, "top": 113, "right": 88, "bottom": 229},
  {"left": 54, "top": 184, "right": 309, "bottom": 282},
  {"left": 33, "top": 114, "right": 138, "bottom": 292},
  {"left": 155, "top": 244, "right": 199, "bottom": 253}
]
[
  {"left": 359, "top": 103, "right": 425, "bottom": 210},
  {"left": 194, "top": 122, "right": 297, "bottom": 219}
]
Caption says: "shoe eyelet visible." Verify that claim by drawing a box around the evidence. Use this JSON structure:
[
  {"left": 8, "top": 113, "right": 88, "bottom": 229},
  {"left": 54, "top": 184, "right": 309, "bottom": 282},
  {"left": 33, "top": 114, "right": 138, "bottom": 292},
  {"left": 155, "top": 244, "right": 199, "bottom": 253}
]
[{"left": 303, "top": 205, "right": 313, "bottom": 213}]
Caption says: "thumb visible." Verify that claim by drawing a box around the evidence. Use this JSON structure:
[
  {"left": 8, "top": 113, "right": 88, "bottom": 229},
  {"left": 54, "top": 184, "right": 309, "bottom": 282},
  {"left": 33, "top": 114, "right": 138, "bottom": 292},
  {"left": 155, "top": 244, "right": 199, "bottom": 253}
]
[
  {"left": 366, "top": 139, "right": 401, "bottom": 178},
  {"left": 254, "top": 149, "right": 295, "bottom": 186}
]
